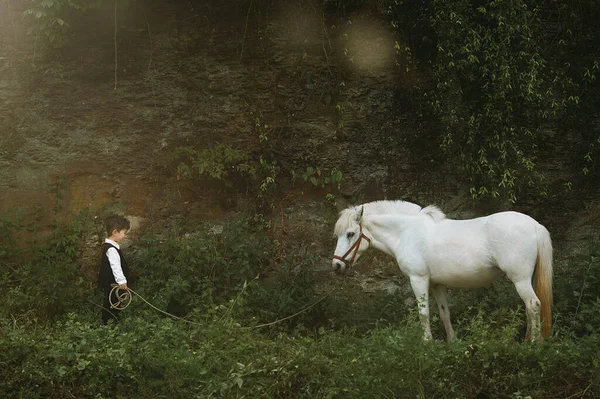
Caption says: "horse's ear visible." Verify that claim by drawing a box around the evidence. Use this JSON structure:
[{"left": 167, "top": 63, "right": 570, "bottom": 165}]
[{"left": 355, "top": 206, "right": 364, "bottom": 223}]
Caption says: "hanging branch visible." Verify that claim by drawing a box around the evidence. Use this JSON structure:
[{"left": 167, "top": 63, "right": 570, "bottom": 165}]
[
  {"left": 142, "top": 0, "right": 153, "bottom": 71},
  {"left": 32, "top": 17, "right": 40, "bottom": 67},
  {"left": 7, "top": 0, "right": 18, "bottom": 46},
  {"left": 142, "top": 0, "right": 157, "bottom": 107},
  {"left": 114, "top": 0, "right": 118, "bottom": 90},
  {"left": 308, "top": 0, "right": 332, "bottom": 65},
  {"left": 239, "top": 0, "right": 252, "bottom": 63}
]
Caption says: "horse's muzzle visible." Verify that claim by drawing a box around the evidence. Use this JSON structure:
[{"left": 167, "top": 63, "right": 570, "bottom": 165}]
[{"left": 332, "top": 259, "right": 348, "bottom": 274}]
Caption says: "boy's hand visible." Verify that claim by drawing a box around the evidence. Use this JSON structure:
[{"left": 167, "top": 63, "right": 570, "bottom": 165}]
[{"left": 119, "top": 283, "right": 128, "bottom": 290}]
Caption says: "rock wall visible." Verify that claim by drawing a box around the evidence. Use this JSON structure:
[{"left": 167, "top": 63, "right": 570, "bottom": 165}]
[{"left": 1, "top": 0, "right": 598, "bottom": 290}]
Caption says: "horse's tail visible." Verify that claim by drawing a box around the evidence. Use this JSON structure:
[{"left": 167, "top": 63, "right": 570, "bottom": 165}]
[{"left": 534, "top": 223, "right": 553, "bottom": 338}]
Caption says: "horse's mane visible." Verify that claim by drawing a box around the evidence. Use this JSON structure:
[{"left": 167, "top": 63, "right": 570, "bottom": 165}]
[{"left": 334, "top": 200, "right": 446, "bottom": 236}]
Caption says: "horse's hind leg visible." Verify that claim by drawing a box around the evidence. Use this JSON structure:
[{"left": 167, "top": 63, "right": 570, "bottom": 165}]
[
  {"left": 513, "top": 280, "right": 542, "bottom": 342},
  {"left": 432, "top": 285, "right": 456, "bottom": 342}
]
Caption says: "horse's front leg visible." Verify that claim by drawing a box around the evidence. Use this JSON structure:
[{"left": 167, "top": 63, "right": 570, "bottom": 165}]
[{"left": 409, "top": 275, "right": 432, "bottom": 341}]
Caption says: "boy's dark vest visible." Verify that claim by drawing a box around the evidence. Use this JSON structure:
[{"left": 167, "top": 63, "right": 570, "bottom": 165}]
[{"left": 98, "top": 242, "right": 130, "bottom": 288}]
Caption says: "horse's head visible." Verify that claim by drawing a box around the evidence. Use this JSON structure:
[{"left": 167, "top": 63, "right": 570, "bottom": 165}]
[{"left": 332, "top": 206, "right": 372, "bottom": 274}]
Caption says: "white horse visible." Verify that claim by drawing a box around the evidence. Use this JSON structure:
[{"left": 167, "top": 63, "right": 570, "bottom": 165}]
[{"left": 331, "top": 200, "right": 553, "bottom": 342}]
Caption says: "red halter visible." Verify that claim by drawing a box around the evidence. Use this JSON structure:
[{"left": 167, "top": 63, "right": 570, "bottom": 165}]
[{"left": 333, "top": 224, "right": 372, "bottom": 266}]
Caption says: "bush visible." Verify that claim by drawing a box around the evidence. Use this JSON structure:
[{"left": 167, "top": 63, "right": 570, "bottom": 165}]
[
  {"left": 0, "top": 315, "right": 207, "bottom": 398},
  {"left": 1, "top": 210, "right": 599, "bottom": 398},
  {"left": 0, "top": 212, "right": 94, "bottom": 321},
  {"left": 243, "top": 254, "right": 327, "bottom": 331},
  {"left": 130, "top": 217, "right": 271, "bottom": 319},
  {"left": 5, "top": 313, "right": 598, "bottom": 398}
]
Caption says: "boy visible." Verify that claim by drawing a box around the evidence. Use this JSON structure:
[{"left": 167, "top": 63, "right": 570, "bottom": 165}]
[{"left": 98, "top": 215, "right": 131, "bottom": 324}]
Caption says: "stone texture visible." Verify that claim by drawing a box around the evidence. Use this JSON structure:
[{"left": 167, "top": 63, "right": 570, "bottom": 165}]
[{"left": 0, "top": 0, "right": 598, "bottom": 295}]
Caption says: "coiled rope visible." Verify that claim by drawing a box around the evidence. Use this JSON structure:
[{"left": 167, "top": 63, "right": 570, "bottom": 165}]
[
  {"left": 108, "top": 284, "right": 335, "bottom": 329},
  {"left": 109, "top": 285, "right": 133, "bottom": 310}
]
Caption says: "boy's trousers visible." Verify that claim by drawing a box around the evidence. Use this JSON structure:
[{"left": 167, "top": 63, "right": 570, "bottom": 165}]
[{"left": 101, "top": 286, "right": 121, "bottom": 324}]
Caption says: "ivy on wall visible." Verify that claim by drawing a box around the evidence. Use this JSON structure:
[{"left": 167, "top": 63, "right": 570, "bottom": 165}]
[
  {"left": 12, "top": 0, "right": 600, "bottom": 202},
  {"left": 388, "top": 0, "right": 600, "bottom": 202},
  {"left": 431, "top": 0, "right": 551, "bottom": 202}
]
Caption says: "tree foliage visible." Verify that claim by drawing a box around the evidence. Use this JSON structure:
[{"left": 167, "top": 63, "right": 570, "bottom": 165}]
[
  {"left": 388, "top": 0, "right": 600, "bottom": 202},
  {"left": 22, "top": 0, "right": 89, "bottom": 44},
  {"left": 431, "top": 0, "right": 550, "bottom": 202},
  {"left": 542, "top": 0, "right": 600, "bottom": 178}
]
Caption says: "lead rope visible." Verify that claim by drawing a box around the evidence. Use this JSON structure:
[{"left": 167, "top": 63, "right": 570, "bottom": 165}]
[
  {"left": 109, "top": 284, "right": 203, "bottom": 326},
  {"left": 108, "top": 284, "right": 336, "bottom": 329}
]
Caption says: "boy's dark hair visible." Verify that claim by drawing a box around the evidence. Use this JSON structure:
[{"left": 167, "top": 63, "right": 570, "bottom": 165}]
[{"left": 105, "top": 215, "right": 130, "bottom": 236}]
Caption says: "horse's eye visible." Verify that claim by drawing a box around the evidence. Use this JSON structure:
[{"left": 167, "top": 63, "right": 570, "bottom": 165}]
[{"left": 347, "top": 232, "right": 355, "bottom": 239}]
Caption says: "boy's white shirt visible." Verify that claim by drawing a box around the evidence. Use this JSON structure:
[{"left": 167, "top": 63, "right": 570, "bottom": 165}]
[{"left": 105, "top": 238, "right": 127, "bottom": 285}]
